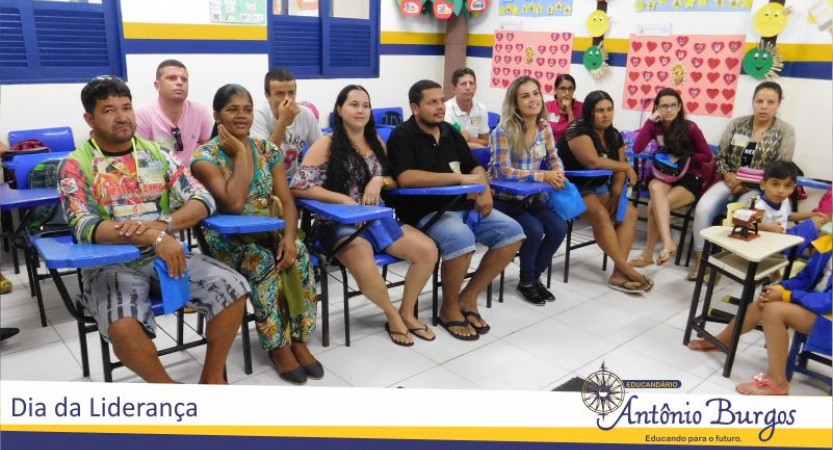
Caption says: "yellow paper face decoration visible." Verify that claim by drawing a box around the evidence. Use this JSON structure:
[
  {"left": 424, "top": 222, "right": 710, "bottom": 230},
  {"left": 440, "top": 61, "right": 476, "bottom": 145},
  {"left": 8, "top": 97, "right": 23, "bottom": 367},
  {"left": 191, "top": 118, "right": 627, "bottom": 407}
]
[
  {"left": 753, "top": 3, "right": 788, "bottom": 37},
  {"left": 586, "top": 10, "right": 610, "bottom": 37}
]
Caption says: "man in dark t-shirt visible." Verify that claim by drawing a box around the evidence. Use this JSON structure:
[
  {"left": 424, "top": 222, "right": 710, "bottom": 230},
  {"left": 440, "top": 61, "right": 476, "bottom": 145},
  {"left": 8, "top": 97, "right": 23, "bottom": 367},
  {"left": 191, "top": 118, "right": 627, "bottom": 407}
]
[{"left": 387, "top": 80, "right": 525, "bottom": 341}]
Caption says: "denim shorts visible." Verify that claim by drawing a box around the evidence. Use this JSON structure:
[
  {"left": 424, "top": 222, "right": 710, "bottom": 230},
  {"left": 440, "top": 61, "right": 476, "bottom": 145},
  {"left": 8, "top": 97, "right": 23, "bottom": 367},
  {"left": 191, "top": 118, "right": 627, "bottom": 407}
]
[
  {"left": 318, "top": 221, "right": 397, "bottom": 254},
  {"left": 416, "top": 209, "right": 525, "bottom": 260},
  {"left": 580, "top": 182, "right": 610, "bottom": 198}
]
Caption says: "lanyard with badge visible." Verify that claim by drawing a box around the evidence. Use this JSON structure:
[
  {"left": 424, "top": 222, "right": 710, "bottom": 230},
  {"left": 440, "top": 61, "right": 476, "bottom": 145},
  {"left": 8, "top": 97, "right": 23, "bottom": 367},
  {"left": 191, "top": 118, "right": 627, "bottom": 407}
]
[{"left": 91, "top": 137, "right": 163, "bottom": 218}]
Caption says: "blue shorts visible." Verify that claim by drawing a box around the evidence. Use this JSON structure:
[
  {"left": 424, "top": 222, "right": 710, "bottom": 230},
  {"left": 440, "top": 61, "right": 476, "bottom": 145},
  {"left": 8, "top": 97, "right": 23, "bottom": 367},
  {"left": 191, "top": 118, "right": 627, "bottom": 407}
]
[
  {"left": 580, "top": 182, "right": 610, "bottom": 198},
  {"left": 417, "top": 209, "right": 525, "bottom": 260}
]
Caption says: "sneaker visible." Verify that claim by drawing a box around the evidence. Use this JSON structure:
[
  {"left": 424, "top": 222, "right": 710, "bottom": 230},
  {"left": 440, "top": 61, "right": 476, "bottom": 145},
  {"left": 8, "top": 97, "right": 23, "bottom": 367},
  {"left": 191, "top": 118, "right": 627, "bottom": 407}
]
[
  {"left": 535, "top": 281, "right": 555, "bottom": 302},
  {"left": 516, "top": 283, "right": 546, "bottom": 306}
]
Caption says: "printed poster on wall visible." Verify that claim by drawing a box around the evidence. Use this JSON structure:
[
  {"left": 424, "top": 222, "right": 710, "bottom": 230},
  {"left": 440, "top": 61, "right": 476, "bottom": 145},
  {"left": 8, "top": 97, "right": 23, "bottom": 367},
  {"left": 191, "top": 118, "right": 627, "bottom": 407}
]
[
  {"left": 636, "top": 0, "right": 752, "bottom": 13},
  {"left": 499, "top": 0, "right": 574, "bottom": 17},
  {"left": 209, "top": 0, "right": 267, "bottom": 24},
  {"left": 623, "top": 34, "right": 745, "bottom": 118},
  {"left": 491, "top": 30, "right": 574, "bottom": 91}
]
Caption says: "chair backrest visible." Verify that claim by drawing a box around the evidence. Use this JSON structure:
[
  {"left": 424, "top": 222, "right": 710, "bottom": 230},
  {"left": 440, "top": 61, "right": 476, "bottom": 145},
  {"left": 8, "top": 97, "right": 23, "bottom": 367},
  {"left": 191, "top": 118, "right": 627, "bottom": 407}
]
[
  {"left": 297, "top": 100, "right": 319, "bottom": 121},
  {"left": 373, "top": 107, "right": 404, "bottom": 127},
  {"left": 722, "top": 201, "right": 747, "bottom": 226},
  {"left": 471, "top": 147, "right": 491, "bottom": 169},
  {"left": 12, "top": 151, "right": 72, "bottom": 189},
  {"left": 376, "top": 125, "right": 394, "bottom": 143},
  {"left": 9, "top": 127, "right": 75, "bottom": 153},
  {"left": 487, "top": 112, "right": 500, "bottom": 130}
]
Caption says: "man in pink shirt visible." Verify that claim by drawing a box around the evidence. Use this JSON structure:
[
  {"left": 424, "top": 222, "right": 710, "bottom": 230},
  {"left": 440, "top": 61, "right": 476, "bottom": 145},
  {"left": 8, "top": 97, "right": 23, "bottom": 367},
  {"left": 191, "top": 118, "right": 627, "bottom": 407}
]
[{"left": 135, "top": 60, "right": 213, "bottom": 165}]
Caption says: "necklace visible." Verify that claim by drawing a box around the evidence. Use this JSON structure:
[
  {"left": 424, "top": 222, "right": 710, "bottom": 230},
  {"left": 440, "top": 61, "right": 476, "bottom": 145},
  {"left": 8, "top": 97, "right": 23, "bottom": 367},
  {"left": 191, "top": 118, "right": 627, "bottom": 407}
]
[{"left": 91, "top": 137, "right": 139, "bottom": 180}]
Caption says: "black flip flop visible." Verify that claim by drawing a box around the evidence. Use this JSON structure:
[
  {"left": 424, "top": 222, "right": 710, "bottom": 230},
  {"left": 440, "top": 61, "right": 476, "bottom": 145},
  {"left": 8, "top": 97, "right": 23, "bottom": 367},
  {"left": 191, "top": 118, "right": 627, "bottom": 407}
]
[
  {"left": 462, "top": 310, "right": 491, "bottom": 334},
  {"left": 407, "top": 324, "right": 436, "bottom": 342},
  {"left": 437, "top": 318, "right": 479, "bottom": 341},
  {"left": 384, "top": 322, "right": 414, "bottom": 347}
]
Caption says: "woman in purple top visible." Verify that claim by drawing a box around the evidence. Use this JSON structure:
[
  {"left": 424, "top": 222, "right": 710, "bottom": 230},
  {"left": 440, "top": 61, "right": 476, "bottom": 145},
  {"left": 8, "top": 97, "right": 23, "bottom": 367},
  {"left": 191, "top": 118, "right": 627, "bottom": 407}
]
[
  {"left": 544, "top": 74, "right": 583, "bottom": 144},
  {"left": 629, "top": 88, "right": 714, "bottom": 267}
]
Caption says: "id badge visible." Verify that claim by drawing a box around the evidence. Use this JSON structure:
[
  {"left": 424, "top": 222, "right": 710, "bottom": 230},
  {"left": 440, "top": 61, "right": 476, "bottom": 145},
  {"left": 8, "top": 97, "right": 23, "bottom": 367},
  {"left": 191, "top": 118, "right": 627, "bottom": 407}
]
[
  {"left": 139, "top": 167, "right": 166, "bottom": 185},
  {"left": 470, "top": 116, "right": 483, "bottom": 127},
  {"left": 112, "top": 202, "right": 158, "bottom": 219},
  {"left": 448, "top": 161, "right": 462, "bottom": 174},
  {"left": 731, "top": 133, "right": 750, "bottom": 148}
]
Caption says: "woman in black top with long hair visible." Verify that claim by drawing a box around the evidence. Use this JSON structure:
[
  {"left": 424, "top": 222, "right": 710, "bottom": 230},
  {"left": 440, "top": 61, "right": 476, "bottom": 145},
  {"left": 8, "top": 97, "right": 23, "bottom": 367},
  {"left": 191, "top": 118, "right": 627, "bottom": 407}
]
[{"left": 291, "top": 85, "right": 439, "bottom": 346}]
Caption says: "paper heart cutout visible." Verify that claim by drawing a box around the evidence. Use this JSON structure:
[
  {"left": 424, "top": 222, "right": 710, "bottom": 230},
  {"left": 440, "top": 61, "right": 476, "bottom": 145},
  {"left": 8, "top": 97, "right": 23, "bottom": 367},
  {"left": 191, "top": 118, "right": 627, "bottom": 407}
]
[
  {"left": 627, "top": 98, "right": 638, "bottom": 109},
  {"left": 691, "top": 57, "right": 704, "bottom": 68},
  {"left": 690, "top": 71, "right": 703, "bottom": 82},
  {"left": 661, "top": 41, "right": 672, "bottom": 53},
  {"left": 631, "top": 42, "right": 643, "bottom": 52},
  {"left": 694, "top": 43, "right": 706, "bottom": 54},
  {"left": 705, "top": 103, "right": 718, "bottom": 113},
  {"left": 514, "top": 56, "right": 523, "bottom": 64},
  {"left": 535, "top": 70, "right": 544, "bottom": 79},
  {"left": 506, "top": 46, "right": 513, "bottom": 54},
  {"left": 712, "top": 42, "right": 725, "bottom": 54},
  {"left": 545, "top": 72, "right": 555, "bottom": 80},
  {"left": 503, "top": 56, "right": 512, "bottom": 64},
  {"left": 507, "top": 33, "right": 515, "bottom": 42},
  {"left": 722, "top": 89, "right": 735, "bottom": 100},
  {"left": 493, "top": 55, "right": 500, "bottom": 63},
  {"left": 496, "top": 33, "right": 504, "bottom": 42},
  {"left": 706, "top": 88, "right": 719, "bottom": 99},
  {"left": 537, "top": 45, "right": 546, "bottom": 54},
  {"left": 647, "top": 42, "right": 657, "bottom": 52},
  {"left": 723, "top": 73, "right": 737, "bottom": 85},
  {"left": 728, "top": 41, "right": 742, "bottom": 52},
  {"left": 503, "top": 67, "right": 511, "bottom": 75},
  {"left": 550, "top": 33, "right": 560, "bottom": 42},
  {"left": 686, "top": 101, "right": 699, "bottom": 112},
  {"left": 676, "top": 50, "right": 687, "bottom": 61},
  {"left": 493, "top": 77, "right": 500, "bottom": 86},
  {"left": 524, "top": 69, "right": 532, "bottom": 76},
  {"left": 548, "top": 58, "right": 557, "bottom": 67},
  {"left": 549, "top": 45, "right": 558, "bottom": 54},
  {"left": 725, "top": 58, "right": 739, "bottom": 70},
  {"left": 707, "top": 58, "right": 720, "bottom": 69},
  {"left": 502, "top": 79, "right": 510, "bottom": 87},
  {"left": 628, "top": 72, "right": 640, "bottom": 81},
  {"left": 689, "top": 88, "right": 701, "bottom": 98},
  {"left": 516, "top": 43, "right": 524, "bottom": 52},
  {"left": 654, "top": 85, "right": 665, "bottom": 94},
  {"left": 641, "top": 84, "right": 652, "bottom": 95},
  {"left": 493, "top": 67, "right": 500, "bottom": 75},
  {"left": 657, "top": 71, "right": 668, "bottom": 82},
  {"left": 558, "top": 58, "right": 568, "bottom": 67},
  {"left": 677, "top": 36, "right": 689, "bottom": 47},
  {"left": 720, "top": 104, "right": 733, "bottom": 115},
  {"left": 537, "top": 57, "right": 545, "bottom": 66},
  {"left": 630, "top": 57, "right": 642, "bottom": 66},
  {"left": 645, "top": 56, "right": 656, "bottom": 67},
  {"left": 659, "top": 56, "right": 670, "bottom": 66},
  {"left": 628, "top": 85, "right": 638, "bottom": 95},
  {"left": 560, "top": 44, "right": 569, "bottom": 54},
  {"left": 544, "top": 85, "right": 553, "bottom": 93},
  {"left": 513, "top": 68, "right": 521, "bottom": 76},
  {"left": 643, "top": 71, "right": 654, "bottom": 81},
  {"left": 562, "top": 33, "right": 572, "bottom": 41},
  {"left": 706, "top": 72, "right": 720, "bottom": 83}
]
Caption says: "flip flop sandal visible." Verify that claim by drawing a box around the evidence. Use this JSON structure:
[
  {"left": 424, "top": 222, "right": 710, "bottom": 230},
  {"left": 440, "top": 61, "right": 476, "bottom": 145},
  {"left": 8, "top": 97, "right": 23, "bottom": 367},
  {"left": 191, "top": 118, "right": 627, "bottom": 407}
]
[
  {"left": 657, "top": 249, "right": 677, "bottom": 266},
  {"left": 384, "top": 322, "right": 414, "bottom": 347},
  {"left": 0, "top": 275, "right": 11, "bottom": 295},
  {"left": 686, "top": 339, "right": 721, "bottom": 352},
  {"left": 735, "top": 373, "right": 789, "bottom": 396},
  {"left": 640, "top": 275, "right": 655, "bottom": 291},
  {"left": 628, "top": 255, "right": 655, "bottom": 268},
  {"left": 686, "top": 271, "right": 698, "bottom": 282},
  {"left": 437, "top": 318, "right": 479, "bottom": 341},
  {"left": 407, "top": 324, "right": 436, "bottom": 342},
  {"left": 462, "top": 310, "right": 490, "bottom": 334},
  {"left": 608, "top": 279, "right": 645, "bottom": 295}
]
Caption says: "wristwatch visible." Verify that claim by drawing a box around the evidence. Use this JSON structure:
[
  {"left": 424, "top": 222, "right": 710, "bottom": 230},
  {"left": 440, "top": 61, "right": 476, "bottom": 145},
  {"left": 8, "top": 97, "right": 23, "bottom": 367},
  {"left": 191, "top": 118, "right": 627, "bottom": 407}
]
[
  {"left": 157, "top": 214, "right": 174, "bottom": 234},
  {"left": 381, "top": 176, "right": 392, "bottom": 189}
]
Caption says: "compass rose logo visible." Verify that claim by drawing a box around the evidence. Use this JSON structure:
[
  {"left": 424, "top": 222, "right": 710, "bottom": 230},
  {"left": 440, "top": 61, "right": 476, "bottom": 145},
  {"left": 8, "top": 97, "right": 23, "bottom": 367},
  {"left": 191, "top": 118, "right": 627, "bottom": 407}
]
[{"left": 581, "top": 362, "right": 626, "bottom": 418}]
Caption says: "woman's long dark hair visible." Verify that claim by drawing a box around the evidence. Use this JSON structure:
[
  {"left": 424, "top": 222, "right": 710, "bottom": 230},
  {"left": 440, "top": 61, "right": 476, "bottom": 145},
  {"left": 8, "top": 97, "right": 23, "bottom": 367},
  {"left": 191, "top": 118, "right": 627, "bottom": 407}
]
[
  {"left": 323, "top": 85, "right": 390, "bottom": 196},
  {"left": 577, "top": 90, "right": 620, "bottom": 154},
  {"left": 209, "top": 83, "right": 253, "bottom": 138},
  {"left": 653, "top": 88, "right": 691, "bottom": 158}
]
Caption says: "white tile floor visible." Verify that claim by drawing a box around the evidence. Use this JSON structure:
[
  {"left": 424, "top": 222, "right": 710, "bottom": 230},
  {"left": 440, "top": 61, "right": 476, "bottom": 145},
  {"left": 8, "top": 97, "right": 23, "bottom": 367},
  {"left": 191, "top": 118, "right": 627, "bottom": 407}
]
[{"left": 1, "top": 223, "right": 830, "bottom": 397}]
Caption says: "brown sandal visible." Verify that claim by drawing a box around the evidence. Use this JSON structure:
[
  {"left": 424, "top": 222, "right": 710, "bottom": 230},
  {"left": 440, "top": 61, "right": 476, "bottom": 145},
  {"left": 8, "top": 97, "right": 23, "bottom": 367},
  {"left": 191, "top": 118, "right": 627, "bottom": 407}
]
[{"left": 629, "top": 254, "right": 654, "bottom": 268}]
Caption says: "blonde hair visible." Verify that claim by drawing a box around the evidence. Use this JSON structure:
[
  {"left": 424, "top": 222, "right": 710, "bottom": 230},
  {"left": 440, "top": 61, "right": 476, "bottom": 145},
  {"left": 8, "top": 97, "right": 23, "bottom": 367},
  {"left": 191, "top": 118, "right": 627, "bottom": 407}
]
[{"left": 500, "top": 76, "right": 547, "bottom": 160}]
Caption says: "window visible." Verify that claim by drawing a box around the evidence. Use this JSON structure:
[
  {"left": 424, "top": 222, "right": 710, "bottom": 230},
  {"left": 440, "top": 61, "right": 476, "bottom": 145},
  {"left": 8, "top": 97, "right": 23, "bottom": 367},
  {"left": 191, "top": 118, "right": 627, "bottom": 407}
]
[
  {"left": 0, "top": 0, "right": 124, "bottom": 85},
  {"left": 269, "top": 0, "right": 379, "bottom": 79}
]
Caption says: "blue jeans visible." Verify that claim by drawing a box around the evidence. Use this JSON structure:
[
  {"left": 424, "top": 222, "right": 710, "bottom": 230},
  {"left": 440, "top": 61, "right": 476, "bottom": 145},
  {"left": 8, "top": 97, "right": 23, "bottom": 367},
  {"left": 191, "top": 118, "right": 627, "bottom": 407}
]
[
  {"left": 416, "top": 209, "right": 525, "bottom": 260},
  {"left": 494, "top": 198, "right": 567, "bottom": 283}
]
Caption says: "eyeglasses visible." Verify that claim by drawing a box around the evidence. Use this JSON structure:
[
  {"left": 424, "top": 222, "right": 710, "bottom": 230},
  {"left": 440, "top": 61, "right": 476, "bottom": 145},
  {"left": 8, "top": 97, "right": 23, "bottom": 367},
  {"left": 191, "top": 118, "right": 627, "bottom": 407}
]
[
  {"left": 657, "top": 103, "right": 680, "bottom": 111},
  {"left": 556, "top": 86, "right": 576, "bottom": 92},
  {"left": 171, "top": 127, "right": 184, "bottom": 152}
]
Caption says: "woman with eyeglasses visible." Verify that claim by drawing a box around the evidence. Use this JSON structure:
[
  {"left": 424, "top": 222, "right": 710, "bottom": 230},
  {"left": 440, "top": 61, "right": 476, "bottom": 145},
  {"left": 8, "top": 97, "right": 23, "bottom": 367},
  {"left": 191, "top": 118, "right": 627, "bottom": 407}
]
[
  {"left": 545, "top": 74, "right": 583, "bottom": 143},
  {"left": 191, "top": 84, "right": 320, "bottom": 385},
  {"left": 628, "top": 88, "right": 714, "bottom": 268}
]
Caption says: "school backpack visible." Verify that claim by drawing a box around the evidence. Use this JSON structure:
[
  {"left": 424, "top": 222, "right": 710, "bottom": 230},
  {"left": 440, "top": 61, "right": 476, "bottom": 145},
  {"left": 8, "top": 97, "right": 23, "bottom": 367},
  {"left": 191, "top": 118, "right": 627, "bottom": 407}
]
[{"left": 25, "top": 159, "right": 69, "bottom": 233}]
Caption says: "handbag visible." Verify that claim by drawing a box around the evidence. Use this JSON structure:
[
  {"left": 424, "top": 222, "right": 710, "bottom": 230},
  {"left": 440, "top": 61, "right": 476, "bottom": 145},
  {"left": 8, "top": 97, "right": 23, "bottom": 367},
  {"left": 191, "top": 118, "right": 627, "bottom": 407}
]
[
  {"left": 547, "top": 181, "right": 587, "bottom": 220},
  {"left": 651, "top": 151, "right": 690, "bottom": 183}
]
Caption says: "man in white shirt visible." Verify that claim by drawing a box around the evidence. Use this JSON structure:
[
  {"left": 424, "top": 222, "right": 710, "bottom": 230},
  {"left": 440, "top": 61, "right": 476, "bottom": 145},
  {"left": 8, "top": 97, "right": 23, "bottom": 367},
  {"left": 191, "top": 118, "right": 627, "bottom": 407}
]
[
  {"left": 251, "top": 68, "right": 322, "bottom": 179},
  {"left": 134, "top": 59, "right": 213, "bottom": 165},
  {"left": 444, "top": 67, "right": 490, "bottom": 149}
]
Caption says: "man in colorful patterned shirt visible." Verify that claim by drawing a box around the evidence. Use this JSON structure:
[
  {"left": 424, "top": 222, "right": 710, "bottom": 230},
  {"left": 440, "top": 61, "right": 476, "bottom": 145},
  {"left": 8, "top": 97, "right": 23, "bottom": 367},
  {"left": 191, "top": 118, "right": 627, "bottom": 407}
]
[{"left": 58, "top": 76, "right": 250, "bottom": 383}]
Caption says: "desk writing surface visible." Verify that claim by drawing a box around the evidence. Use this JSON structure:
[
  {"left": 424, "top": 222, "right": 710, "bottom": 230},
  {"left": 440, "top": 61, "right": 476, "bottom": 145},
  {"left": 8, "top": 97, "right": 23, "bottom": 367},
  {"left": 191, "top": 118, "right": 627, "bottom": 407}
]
[
  {"left": 489, "top": 180, "right": 550, "bottom": 195},
  {"left": 797, "top": 177, "right": 831, "bottom": 190},
  {"left": 202, "top": 214, "right": 284, "bottom": 234},
  {"left": 699, "top": 226, "right": 804, "bottom": 262},
  {"left": 296, "top": 199, "right": 393, "bottom": 224},
  {"left": 0, "top": 184, "right": 60, "bottom": 210},
  {"left": 389, "top": 184, "right": 485, "bottom": 196},
  {"left": 34, "top": 235, "right": 140, "bottom": 269}
]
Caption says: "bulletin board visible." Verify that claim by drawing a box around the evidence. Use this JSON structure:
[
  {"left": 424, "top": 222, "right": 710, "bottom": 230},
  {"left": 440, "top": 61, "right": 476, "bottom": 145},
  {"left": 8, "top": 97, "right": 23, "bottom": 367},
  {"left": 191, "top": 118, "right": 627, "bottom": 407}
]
[{"left": 490, "top": 30, "right": 574, "bottom": 91}]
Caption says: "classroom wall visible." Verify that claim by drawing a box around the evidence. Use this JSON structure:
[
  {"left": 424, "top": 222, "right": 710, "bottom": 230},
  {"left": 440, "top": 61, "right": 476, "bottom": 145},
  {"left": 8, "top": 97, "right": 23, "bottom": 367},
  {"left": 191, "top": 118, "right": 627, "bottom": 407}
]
[
  {"left": 465, "top": 0, "right": 832, "bottom": 181},
  {"left": 1, "top": 0, "right": 830, "bottom": 183}
]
